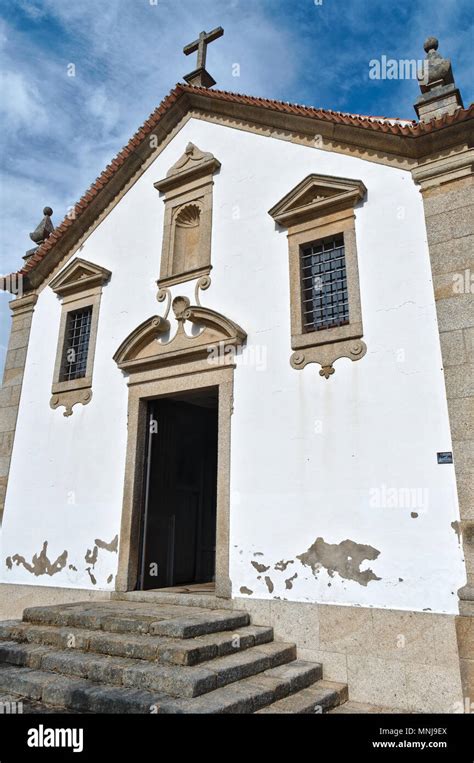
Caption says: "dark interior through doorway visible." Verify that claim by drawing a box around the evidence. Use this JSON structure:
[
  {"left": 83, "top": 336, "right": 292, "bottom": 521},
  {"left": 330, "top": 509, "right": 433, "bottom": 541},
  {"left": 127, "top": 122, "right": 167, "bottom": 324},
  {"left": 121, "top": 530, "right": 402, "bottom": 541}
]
[{"left": 138, "top": 387, "right": 218, "bottom": 591}]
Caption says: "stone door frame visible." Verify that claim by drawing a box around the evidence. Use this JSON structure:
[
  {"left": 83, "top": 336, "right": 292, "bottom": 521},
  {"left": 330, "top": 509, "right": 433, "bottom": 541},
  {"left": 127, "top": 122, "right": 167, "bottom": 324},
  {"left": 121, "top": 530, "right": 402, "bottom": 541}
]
[{"left": 115, "top": 362, "right": 234, "bottom": 598}]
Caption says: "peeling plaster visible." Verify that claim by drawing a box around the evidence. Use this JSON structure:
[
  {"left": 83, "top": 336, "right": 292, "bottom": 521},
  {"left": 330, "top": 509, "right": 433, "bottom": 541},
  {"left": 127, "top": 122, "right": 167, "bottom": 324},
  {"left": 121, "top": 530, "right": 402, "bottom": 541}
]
[
  {"left": 68, "top": 564, "right": 77, "bottom": 571},
  {"left": 85, "top": 535, "right": 119, "bottom": 569},
  {"left": 451, "top": 521, "right": 461, "bottom": 542},
  {"left": 285, "top": 573, "right": 298, "bottom": 590},
  {"left": 8, "top": 542, "right": 68, "bottom": 577},
  {"left": 95, "top": 535, "right": 118, "bottom": 553},
  {"left": 275, "top": 559, "right": 294, "bottom": 571},
  {"left": 107, "top": 574, "right": 113, "bottom": 584},
  {"left": 240, "top": 586, "right": 253, "bottom": 595},
  {"left": 86, "top": 568, "right": 97, "bottom": 585},
  {"left": 85, "top": 546, "right": 98, "bottom": 566},
  {"left": 251, "top": 560, "right": 270, "bottom": 573},
  {"left": 297, "top": 537, "right": 381, "bottom": 586},
  {"left": 264, "top": 576, "right": 274, "bottom": 593},
  {"left": 411, "top": 512, "right": 418, "bottom": 519},
  {"left": 5, "top": 557, "right": 12, "bottom": 570}
]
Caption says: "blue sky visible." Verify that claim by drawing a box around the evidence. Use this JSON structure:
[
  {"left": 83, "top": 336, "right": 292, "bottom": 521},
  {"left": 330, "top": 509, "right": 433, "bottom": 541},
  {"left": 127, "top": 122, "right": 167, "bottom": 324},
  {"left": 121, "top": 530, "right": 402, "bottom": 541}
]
[{"left": 0, "top": 0, "right": 473, "bottom": 374}]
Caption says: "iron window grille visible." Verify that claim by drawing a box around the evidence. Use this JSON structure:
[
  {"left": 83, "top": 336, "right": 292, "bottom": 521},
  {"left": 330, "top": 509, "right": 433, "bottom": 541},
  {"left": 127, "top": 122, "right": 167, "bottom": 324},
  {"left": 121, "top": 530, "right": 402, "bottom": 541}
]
[
  {"left": 60, "top": 307, "right": 93, "bottom": 381},
  {"left": 301, "top": 233, "right": 349, "bottom": 332}
]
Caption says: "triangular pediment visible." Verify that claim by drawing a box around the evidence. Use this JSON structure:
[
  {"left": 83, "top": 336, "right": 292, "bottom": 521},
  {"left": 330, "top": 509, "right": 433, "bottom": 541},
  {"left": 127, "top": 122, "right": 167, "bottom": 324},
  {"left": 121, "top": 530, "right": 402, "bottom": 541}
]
[
  {"left": 154, "top": 142, "right": 221, "bottom": 193},
  {"left": 269, "top": 174, "right": 367, "bottom": 226},
  {"left": 49, "top": 257, "right": 111, "bottom": 297},
  {"left": 114, "top": 299, "right": 246, "bottom": 373}
]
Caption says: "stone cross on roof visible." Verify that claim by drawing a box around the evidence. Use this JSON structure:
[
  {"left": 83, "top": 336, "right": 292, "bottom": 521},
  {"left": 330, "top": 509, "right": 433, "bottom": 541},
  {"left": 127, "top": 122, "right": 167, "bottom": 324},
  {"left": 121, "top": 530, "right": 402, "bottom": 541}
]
[{"left": 183, "top": 26, "right": 224, "bottom": 89}]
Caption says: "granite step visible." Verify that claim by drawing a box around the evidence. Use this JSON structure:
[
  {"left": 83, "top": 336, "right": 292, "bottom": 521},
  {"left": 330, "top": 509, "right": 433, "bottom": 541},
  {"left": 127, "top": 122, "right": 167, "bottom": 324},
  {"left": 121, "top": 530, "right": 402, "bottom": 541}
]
[
  {"left": 0, "top": 692, "right": 82, "bottom": 714},
  {"left": 329, "top": 701, "right": 405, "bottom": 714},
  {"left": 0, "top": 619, "right": 273, "bottom": 666},
  {"left": 0, "top": 639, "right": 298, "bottom": 698},
  {"left": 22, "top": 601, "right": 250, "bottom": 638},
  {"left": 255, "top": 679, "right": 348, "bottom": 713},
  {"left": 0, "top": 660, "right": 324, "bottom": 714},
  {"left": 112, "top": 590, "right": 233, "bottom": 610}
]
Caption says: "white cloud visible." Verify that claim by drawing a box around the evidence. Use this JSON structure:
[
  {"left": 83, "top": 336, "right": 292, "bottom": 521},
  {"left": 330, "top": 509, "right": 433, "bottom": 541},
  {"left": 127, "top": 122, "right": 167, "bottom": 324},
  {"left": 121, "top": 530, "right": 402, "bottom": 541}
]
[
  {"left": 86, "top": 86, "right": 121, "bottom": 134},
  {"left": 0, "top": 70, "right": 48, "bottom": 132},
  {"left": 17, "top": 1, "right": 47, "bottom": 21}
]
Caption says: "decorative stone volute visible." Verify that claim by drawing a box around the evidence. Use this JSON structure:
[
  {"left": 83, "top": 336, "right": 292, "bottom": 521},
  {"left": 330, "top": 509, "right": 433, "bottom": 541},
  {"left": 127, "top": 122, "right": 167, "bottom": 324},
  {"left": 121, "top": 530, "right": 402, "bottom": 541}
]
[
  {"left": 24, "top": 207, "right": 54, "bottom": 261},
  {"left": 414, "top": 37, "right": 463, "bottom": 123}
]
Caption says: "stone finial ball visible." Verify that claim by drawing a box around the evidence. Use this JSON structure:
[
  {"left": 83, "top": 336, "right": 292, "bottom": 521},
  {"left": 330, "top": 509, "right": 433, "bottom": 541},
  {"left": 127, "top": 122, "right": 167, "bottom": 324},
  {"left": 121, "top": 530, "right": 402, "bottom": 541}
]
[
  {"left": 424, "top": 37, "right": 439, "bottom": 53},
  {"left": 43, "top": 206, "right": 53, "bottom": 216}
]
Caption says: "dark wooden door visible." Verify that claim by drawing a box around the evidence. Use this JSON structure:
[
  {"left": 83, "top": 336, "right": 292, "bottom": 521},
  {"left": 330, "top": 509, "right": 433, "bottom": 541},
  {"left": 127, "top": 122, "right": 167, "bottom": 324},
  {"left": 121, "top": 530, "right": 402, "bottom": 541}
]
[{"left": 139, "top": 398, "right": 217, "bottom": 590}]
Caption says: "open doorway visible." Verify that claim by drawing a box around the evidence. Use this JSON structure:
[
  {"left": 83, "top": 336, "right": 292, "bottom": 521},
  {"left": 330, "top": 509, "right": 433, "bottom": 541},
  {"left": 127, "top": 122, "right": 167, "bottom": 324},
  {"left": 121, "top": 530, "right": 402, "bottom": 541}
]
[{"left": 138, "top": 387, "right": 218, "bottom": 591}]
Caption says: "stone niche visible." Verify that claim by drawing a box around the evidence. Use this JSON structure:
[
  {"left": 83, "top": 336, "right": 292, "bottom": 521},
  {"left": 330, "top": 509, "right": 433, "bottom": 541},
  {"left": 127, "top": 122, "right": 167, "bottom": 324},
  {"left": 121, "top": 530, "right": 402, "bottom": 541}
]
[{"left": 154, "top": 142, "right": 221, "bottom": 288}]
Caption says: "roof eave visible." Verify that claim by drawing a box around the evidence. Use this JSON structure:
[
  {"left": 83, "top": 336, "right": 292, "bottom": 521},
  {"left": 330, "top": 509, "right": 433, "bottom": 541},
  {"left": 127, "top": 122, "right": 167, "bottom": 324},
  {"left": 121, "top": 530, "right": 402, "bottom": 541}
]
[{"left": 10, "top": 85, "right": 474, "bottom": 292}]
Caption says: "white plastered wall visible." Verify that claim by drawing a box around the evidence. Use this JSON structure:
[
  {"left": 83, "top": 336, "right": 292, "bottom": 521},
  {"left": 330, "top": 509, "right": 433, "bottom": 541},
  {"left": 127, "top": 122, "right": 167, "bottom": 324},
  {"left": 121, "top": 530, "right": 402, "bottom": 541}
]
[{"left": 0, "top": 118, "right": 465, "bottom": 614}]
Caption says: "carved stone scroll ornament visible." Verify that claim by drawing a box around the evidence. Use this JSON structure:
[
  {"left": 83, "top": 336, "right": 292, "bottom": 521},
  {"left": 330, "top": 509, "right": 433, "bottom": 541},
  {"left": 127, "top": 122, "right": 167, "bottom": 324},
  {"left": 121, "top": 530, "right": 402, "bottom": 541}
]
[
  {"left": 194, "top": 275, "right": 211, "bottom": 305},
  {"left": 50, "top": 389, "right": 93, "bottom": 418},
  {"left": 291, "top": 339, "right": 367, "bottom": 380},
  {"left": 114, "top": 295, "right": 246, "bottom": 374}
]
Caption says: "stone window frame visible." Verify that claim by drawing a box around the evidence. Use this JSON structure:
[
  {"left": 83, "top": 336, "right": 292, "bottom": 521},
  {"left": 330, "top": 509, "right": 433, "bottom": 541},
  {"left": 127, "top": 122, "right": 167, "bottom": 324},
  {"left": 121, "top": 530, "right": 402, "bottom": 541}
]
[
  {"left": 269, "top": 174, "right": 368, "bottom": 378},
  {"left": 154, "top": 142, "right": 221, "bottom": 289},
  {"left": 49, "top": 257, "right": 111, "bottom": 416}
]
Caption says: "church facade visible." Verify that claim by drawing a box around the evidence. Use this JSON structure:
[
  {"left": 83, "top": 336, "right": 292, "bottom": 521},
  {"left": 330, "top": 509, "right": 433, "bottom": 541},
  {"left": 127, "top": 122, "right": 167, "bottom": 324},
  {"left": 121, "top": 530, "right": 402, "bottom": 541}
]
[{"left": 0, "top": 36, "right": 473, "bottom": 713}]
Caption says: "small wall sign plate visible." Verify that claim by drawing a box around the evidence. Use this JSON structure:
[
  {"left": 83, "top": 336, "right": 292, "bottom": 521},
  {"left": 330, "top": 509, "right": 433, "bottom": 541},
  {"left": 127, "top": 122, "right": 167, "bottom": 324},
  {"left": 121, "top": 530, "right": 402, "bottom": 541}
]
[{"left": 437, "top": 452, "right": 453, "bottom": 464}]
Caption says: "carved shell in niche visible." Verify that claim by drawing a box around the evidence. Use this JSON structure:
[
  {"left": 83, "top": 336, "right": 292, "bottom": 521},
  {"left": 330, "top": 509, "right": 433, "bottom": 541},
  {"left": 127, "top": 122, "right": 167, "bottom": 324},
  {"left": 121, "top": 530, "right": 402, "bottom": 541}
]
[{"left": 175, "top": 204, "right": 201, "bottom": 228}]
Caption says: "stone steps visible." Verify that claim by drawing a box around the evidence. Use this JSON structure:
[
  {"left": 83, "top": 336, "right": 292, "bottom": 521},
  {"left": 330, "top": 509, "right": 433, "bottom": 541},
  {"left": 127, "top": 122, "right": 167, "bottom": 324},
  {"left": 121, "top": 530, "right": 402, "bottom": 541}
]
[
  {"left": 0, "top": 692, "right": 82, "bottom": 714},
  {"left": 0, "top": 661, "right": 344, "bottom": 714},
  {"left": 0, "top": 620, "right": 273, "bottom": 666},
  {"left": 0, "top": 639, "right": 298, "bottom": 697},
  {"left": 256, "top": 680, "right": 348, "bottom": 713},
  {"left": 22, "top": 602, "right": 249, "bottom": 638},
  {"left": 0, "top": 599, "right": 349, "bottom": 713}
]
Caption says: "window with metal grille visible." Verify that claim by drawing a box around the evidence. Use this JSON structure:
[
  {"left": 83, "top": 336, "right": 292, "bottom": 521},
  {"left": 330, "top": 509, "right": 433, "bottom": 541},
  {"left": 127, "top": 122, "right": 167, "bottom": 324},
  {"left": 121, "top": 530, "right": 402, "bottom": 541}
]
[
  {"left": 60, "top": 307, "right": 93, "bottom": 381},
  {"left": 301, "top": 233, "right": 349, "bottom": 332}
]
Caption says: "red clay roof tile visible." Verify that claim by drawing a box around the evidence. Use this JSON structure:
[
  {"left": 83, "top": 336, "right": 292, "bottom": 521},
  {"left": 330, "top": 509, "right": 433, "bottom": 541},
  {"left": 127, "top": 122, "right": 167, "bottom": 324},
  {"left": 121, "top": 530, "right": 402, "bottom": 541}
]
[{"left": 12, "top": 83, "right": 474, "bottom": 280}]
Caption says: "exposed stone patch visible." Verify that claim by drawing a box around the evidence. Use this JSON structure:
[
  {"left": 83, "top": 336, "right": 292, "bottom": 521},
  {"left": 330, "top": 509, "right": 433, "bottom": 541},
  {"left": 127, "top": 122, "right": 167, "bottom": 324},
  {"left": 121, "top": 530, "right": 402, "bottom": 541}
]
[
  {"left": 451, "top": 521, "right": 461, "bottom": 541},
  {"left": 297, "top": 537, "right": 381, "bottom": 586},
  {"left": 85, "top": 535, "right": 118, "bottom": 570},
  {"left": 253, "top": 552, "right": 264, "bottom": 557},
  {"left": 68, "top": 564, "right": 77, "bottom": 571},
  {"left": 239, "top": 586, "right": 253, "bottom": 595},
  {"left": 9, "top": 542, "right": 67, "bottom": 577},
  {"left": 411, "top": 512, "right": 418, "bottom": 519},
  {"left": 5, "top": 557, "right": 12, "bottom": 570},
  {"left": 86, "top": 568, "right": 97, "bottom": 585},
  {"left": 264, "top": 576, "right": 274, "bottom": 593},
  {"left": 95, "top": 535, "right": 118, "bottom": 553},
  {"left": 285, "top": 573, "right": 298, "bottom": 590},
  {"left": 107, "top": 574, "right": 113, "bottom": 584},
  {"left": 85, "top": 546, "right": 98, "bottom": 566},
  {"left": 275, "top": 559, "right": 294, "bottom": 571},
  {"left": 251, "top": 560, "right": 270, "bottom": 573}
]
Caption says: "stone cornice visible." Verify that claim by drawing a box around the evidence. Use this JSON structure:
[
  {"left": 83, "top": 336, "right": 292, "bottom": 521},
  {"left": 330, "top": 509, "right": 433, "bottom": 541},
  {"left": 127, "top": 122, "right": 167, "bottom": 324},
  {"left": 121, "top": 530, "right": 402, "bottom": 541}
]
[
  {"left": 411, "top": 147, "right": 474, "bottom": 188},
  {"left": 7, "top": 85, "right": 472, "bottom": 294}
]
